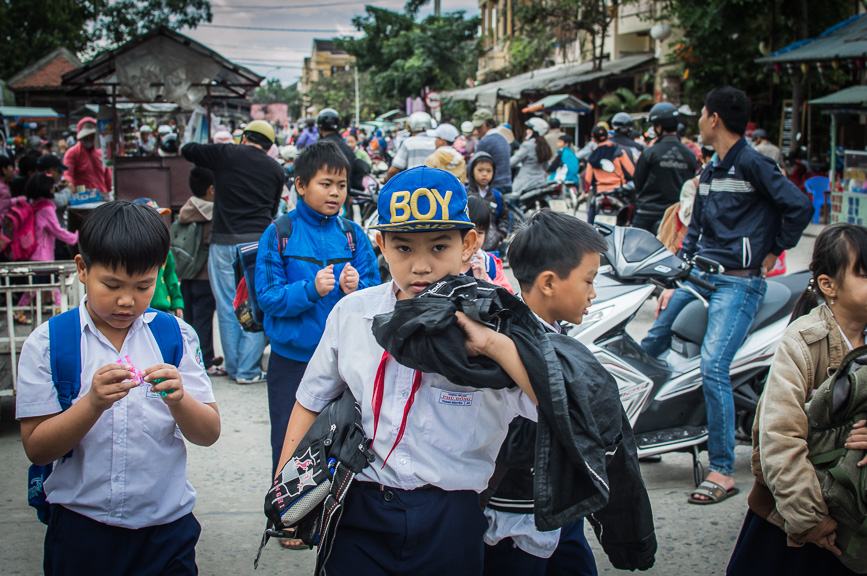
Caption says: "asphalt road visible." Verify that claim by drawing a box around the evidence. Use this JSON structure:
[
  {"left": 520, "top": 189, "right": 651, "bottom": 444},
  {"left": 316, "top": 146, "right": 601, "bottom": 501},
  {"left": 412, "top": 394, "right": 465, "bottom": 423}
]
[{"left": 0, "top": 223, "right": 819, "bottom": 576}]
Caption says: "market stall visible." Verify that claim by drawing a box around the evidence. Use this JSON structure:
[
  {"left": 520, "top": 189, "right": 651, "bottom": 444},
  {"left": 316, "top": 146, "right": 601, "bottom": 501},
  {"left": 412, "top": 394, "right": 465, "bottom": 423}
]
[
  {"left": 61, "top": 27, "right": 263, "bottom": 209},
  {"left": 521, "top": 93, "right": 592, "bottom": 143},
  {"left": 808, "top": 86, "right": 867, "bottom": 225}
]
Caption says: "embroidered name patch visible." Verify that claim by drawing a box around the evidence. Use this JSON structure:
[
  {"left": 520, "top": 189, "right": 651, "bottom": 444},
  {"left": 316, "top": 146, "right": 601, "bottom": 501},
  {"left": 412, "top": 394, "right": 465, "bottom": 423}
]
[{"left": 438, "top": 390, "right": 475, "bottom": 406}]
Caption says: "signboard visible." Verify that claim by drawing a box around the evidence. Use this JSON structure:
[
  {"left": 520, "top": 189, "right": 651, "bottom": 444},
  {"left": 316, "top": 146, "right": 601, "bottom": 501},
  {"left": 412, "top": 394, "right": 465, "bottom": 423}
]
[{"left": 425, "top": 91, "right": 441, "bottom": 109}]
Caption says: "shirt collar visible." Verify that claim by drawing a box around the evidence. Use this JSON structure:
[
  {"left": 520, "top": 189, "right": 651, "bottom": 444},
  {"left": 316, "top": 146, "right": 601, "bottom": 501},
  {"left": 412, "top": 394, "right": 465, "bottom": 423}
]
[
  {"left": 78, "top": 296, "right": 148, "bottom": 338},
  {"left": 713, "top": 137, "right": 747, "bottom": 173},
  {"left": 363, "top": 282, "right": 400, "bottom": 320},
  {"left": 295, "top": 197, "right": 336, "bottom": 227},
  {"left": 516, "top": 293, "right": 561, "bottom": 334}
]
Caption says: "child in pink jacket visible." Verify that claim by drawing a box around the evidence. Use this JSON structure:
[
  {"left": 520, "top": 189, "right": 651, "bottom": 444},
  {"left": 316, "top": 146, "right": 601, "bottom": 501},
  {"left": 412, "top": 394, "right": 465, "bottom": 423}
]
[{"left": 16, "top": 174, "right": 78, "bottom": 322}]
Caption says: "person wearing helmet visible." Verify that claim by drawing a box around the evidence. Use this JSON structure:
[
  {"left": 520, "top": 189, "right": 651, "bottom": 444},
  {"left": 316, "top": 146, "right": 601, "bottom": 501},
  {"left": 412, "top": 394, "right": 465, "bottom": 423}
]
[
  {"left": 630, "top": 102, "right": 698, "bottom": 233},
  {"left": 751, "top": 128, "right": 786, "bottom": 172},
  {"left": 181, "top": 118, "right": 285, "bottom": 385},
  {"left": 296, "top": 118, "right": 318, "bottom": 149},
  {"left": 383, "top": 111, "right": 437, "bottom": 183},
  {"left": 317, "top": 108, "right": 364, "bottom": 192},
  {"left": 454, "top": 120, "right": 477, "bottom": 159},
  {"left": 64, "top": 116, "right": 112, "bottom": 194},
  {"left": 423, "top": 123, "right": 466, "bottom": 182},
  {"left": 543, "top": 117, "right": 565, "bottom": 152},
  {"left": 510, "top": 118, "right": 553, "bottom": 195},
  {"left": 137, "top": 125, "right": 156, "bottom": 156},
  {"left": 610, "top": 112, "right": 644, "bottom": 161}
]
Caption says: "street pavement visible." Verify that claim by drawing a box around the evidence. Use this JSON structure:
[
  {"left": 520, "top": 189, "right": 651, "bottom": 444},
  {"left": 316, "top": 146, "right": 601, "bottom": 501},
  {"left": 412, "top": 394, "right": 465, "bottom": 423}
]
[{"left": 0, "top": 223, "right": 819, "bottom": 576}]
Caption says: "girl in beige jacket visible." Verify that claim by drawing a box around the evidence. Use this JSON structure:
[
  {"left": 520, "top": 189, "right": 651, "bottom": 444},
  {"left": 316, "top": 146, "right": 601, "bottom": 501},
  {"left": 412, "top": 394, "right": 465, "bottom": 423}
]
[{"left": 727, "top": 223, "right": 867, "bottom": 575}]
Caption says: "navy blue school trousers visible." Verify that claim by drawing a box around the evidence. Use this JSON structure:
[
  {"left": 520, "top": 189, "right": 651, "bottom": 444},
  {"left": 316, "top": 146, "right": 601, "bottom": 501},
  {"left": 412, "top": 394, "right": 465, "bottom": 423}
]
[
  {"left": 44, "top": 504, "right": 200, "bottom": 576},
  {"left": 727, "top": 509, "right": 858, "bottom": 576},
  {"left": 324, "top": 482, "right": 488, "bottom": 575},
  {"left": 180, "top": 279, "right": 216, "bottom": 369},
  {"left": 266, "top": 352, "right": 307, "bottom": 477},
  {"left": 483, "top": 519, "right": 597, "bottom": 576}
]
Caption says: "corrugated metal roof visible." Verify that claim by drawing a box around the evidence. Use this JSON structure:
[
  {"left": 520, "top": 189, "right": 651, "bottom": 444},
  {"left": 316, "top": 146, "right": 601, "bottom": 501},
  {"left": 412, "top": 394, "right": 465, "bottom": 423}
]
[
  {"left": 809, "top": 85, "right": 867, "bottom": 106},
  {"left": 443, "top": 53, "right": 654, "bottom": 106},
  {"left": 756, "top": 13, "right": 867, "bottom": 64},
  {"left": 0, "top": 106, "right": 61, "bottom": 119}
]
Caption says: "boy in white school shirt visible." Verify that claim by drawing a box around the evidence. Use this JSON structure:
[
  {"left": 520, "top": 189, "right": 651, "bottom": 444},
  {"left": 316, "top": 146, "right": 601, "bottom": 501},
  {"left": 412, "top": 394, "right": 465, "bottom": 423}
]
[
  {"left": 274, "top": 165, "right": 538, "bottom": 575},
  {"left": 16, "top": 201, "right": 220, "bottom": 576}
]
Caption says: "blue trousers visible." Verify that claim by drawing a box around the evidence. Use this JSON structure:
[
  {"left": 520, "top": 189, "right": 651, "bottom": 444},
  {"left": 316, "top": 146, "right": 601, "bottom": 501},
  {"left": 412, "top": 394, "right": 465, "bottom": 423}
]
[
  {"left": 483, "top": 520, "right": 597, "bottom": 576},
  {"left": 44, "top": 505, "right": 200, "bottom": 576},
  {"left": 325, "top": 482, "right": 488, "bottom": 575},
  {"left": 641, "top": 273, "right": 766, "bottom": 476},
  {"left": 727, "top": 510, "right": 858, "bottom": 575},
  {"left": 266, "top": 352, "right": 307, "bottom": 477},
  {"left": 208, "top": 244, "right": 265, "bottom": 380}
]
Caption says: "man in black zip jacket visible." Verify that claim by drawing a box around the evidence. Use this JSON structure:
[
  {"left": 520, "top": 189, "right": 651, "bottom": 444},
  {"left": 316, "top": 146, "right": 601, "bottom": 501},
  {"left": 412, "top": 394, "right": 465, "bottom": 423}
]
[
  {"left": 631, "top": 103, "right": 697, "bottom": 233},
  {"left": 641, "top": 86, "right": 813, "bottom": 506}
]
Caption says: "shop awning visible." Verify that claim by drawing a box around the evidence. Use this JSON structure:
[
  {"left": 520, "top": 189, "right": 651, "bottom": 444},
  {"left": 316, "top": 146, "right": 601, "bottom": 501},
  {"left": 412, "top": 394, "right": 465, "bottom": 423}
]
[
  {"left": 0, "top": 106, "right": 62, "bottom": 119},
  {"left": 756, "top": 13, "right": 867, "bottom": 64},
  {"left": 809, "top": 86, "right": 867, "bottom": 107},
  {"left": 522, "top": 94, "right": 592, "bottom": 113},
  {"left": 443, "top": 53, "right": 654, "bottom": 107}
]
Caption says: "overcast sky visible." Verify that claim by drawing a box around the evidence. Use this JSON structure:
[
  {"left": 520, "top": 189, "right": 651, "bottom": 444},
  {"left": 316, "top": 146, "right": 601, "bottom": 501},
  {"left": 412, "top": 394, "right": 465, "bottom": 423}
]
[{"left": 181, "top": 0, "right": 481, "bottom": 86}]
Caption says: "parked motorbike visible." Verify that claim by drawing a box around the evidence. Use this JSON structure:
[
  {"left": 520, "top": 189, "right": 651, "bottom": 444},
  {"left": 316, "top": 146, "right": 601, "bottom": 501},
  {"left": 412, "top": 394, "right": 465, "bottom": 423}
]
[{"left": 570, "top": 224, "right": 809, "bottom": 485}]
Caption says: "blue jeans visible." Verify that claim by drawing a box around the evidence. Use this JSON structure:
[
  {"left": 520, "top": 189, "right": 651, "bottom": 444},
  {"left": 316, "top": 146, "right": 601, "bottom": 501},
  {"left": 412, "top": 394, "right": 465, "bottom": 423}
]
[
  {"left": 208, "top": 244, "right": 266, "bottom": 380},
  {"left": 641, "top": 273, "right": 766, "bottom": 476}
]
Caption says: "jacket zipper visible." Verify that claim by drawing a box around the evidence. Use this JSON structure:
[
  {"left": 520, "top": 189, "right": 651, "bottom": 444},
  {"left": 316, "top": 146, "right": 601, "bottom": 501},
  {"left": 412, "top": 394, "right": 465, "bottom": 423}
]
[{"left": 743, "top": 237, "right": 752, "bottom": 268}]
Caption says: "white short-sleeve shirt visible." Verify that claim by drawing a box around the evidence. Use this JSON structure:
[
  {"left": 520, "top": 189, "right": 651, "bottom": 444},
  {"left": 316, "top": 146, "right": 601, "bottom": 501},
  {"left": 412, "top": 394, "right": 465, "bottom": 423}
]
[
  {"left": 16, "top": 300, "right": 216, "bottom": 529},
  {"left": 296, "top": 282, "right": 537, "bottom": 492}
]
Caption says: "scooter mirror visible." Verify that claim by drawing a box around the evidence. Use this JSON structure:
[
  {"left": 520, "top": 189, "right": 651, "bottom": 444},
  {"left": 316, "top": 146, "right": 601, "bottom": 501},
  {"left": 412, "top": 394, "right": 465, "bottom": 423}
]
[{"left": 599, "top": 159, "right": 616, "bottom": 173}]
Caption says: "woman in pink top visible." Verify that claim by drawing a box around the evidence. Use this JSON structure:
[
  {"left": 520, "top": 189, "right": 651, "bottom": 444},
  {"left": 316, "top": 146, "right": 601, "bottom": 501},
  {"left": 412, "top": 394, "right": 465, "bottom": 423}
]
[
  {"left": 15, "top": 174, "right": 79, "bottom": 322},
  {"left": 64, "top": 117, "right": 112, "bottom": 193}
]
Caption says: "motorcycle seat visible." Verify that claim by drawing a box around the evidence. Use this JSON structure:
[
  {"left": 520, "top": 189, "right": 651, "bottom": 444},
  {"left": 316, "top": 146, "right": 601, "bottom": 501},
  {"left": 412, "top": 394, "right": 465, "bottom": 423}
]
[{"left": 670, "top": 279, "right": 793, "bottom": 347}]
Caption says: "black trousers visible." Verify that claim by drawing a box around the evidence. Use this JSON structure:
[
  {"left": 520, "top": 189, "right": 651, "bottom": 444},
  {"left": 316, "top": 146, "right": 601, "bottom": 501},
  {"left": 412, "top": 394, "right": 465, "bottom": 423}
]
[
  {"left": 180, "top": 279, "right": 216, "bottom": 368},
  {"left": 44, "top": 505, "right": 200, "bottom": 576},
  {"left": 266, "top": 352, "right": 307, "bottom": 477}
]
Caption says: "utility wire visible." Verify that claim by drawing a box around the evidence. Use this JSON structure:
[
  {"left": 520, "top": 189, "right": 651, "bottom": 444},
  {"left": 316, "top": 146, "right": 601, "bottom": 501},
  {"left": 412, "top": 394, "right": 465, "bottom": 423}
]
[
  {"left": 211, "top": 0, "right": 386, "bottom": 10},
  {"left": 200, "top": 23, "right": 358, "bottom": 33}
]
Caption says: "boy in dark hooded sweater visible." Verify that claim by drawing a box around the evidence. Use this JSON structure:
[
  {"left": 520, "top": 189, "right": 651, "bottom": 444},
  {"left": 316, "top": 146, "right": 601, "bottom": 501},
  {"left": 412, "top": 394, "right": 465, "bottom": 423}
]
[{"left": 467, "top": 152, "right": 511, "bottom": 253}]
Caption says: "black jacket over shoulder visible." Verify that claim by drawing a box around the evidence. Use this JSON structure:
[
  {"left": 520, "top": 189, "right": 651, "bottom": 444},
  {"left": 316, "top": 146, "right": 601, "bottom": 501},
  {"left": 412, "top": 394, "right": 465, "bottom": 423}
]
[
  {"left": 371, "top": 275, "right": 656, "bottom": 571},
  {"left": 632, "top": 134, "right": 697, "bottom": 215}
]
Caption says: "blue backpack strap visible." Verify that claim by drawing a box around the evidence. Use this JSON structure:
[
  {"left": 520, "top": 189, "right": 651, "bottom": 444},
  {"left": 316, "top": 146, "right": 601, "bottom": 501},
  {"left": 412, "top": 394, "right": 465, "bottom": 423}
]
[
  {"left": 485, "top": 252, "right": 497, "bottom": 281},
  {"left": 337, "top": 217, "right": 357, "bottom": 255},
  {"left": 146, "top": 308, "right": 183, "bottom": 367},
  {"left": 492, "top": 188, "right": 503, "bottom": 220},
  {"left": 48, "top": 310, "right": 82, "bottom": 411},
  {"left": 274, "top": 214, "right": 294, "bottom": 258}
]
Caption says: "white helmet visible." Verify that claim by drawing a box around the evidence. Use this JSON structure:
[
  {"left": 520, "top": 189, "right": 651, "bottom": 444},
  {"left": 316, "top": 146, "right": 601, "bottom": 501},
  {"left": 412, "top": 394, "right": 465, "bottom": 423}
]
[
  {"left": 525, "top": 117, "right": 550, "bottom": 137},
  {"left": 460, "top": 121, "right": 474, "bottom": 134},
  {"left": 280, "top": 145, "right": 299, "bottom": 162},
  {"left": 407, "top": 111, "right": 433, "bottom": 133}
]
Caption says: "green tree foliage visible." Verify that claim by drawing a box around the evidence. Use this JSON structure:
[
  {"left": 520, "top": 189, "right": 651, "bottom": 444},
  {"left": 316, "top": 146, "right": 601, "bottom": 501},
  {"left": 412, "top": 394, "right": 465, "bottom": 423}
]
[
  {"left": 254, "top": 79, "right": 302, "bottom": 120},
  {"left": 305, "top": 69, "right": 386, "bottom": 121},
  {"left": 338, "top": 6, "right": 481, "bottom": 102},
  {"left": 0, "top": 0, "right": 212, "bottom": 80},
  {"left": 597, "top": 88, "right": 653, "bottom": 122},
  {"left": 659, "top": 0, "right": 850, "bottom": 108}
]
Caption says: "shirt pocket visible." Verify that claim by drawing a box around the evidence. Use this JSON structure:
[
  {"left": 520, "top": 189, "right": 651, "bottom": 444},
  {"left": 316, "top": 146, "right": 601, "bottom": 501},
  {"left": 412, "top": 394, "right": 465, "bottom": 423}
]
[
  {"left": 421, "top": 387, "right": 482, "bottom": 453},
  {"left": 141, "top": 395, "right": 178, "bottom": 442}
]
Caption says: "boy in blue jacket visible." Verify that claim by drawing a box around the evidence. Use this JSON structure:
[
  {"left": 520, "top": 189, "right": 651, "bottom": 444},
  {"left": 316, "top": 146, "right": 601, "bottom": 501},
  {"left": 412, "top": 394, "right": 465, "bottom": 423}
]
[{"left": 255, "top": 140, "right": 380, "bottom": 478}]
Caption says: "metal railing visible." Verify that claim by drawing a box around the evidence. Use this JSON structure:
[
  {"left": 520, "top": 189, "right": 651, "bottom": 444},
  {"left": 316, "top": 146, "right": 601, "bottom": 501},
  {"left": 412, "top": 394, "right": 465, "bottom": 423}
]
[{"left": 0, "top": 261, "right": 82, "bottom": 396}]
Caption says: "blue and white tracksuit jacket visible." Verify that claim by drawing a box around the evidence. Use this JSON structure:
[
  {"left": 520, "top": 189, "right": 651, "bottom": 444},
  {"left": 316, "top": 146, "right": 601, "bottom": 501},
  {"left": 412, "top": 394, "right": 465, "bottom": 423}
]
[
  {"left": 680, "top": 138, "right": 813, "bottom": 270},
  {"left": 255, "top": 199, "right": 380, "bottom": 362}
]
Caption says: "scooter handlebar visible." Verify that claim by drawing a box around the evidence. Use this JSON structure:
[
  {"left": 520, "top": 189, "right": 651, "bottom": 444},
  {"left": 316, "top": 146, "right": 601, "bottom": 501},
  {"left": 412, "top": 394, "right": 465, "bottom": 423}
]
[{"left": 685, "top": 272, "right": 717, "bottom": 293}]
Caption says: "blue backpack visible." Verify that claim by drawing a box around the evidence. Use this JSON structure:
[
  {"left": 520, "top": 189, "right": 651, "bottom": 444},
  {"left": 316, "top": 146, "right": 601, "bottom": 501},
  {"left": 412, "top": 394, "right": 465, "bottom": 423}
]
[{"left": 27, "top": 308, "right": 184, "bottom": 525}]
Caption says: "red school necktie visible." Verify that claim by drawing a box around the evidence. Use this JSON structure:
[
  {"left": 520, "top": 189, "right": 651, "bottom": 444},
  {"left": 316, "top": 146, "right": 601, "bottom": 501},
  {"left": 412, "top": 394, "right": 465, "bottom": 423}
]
[{"left": 371, "top": 350, "right": 422, "bottom": 468}]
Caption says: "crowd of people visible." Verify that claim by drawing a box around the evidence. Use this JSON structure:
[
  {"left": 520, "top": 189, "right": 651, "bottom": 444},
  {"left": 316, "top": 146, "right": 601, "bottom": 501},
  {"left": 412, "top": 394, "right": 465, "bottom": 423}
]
[{"left": 9, "top": 83, "right": 867, "bottom": 576}]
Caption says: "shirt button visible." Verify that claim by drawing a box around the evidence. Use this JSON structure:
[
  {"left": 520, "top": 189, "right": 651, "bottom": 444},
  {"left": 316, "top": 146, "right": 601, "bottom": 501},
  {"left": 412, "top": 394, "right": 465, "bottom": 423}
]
[
  {"left": 384, "top": 490, "right": 395, "bottom": 503},
  {"left": 114, "top": 475, "right": 121, "bottom": 482},
  {"left": 400, "top": 459, "right": 407, "bottom": 465},
  {"left": 116, "top": 437, "right": 122, "bottom": 444}
]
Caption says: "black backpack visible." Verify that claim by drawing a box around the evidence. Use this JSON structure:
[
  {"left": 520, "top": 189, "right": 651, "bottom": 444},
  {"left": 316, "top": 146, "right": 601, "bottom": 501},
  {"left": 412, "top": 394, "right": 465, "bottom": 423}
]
[{"left": 254, "top": 390, "right": 373, "bottom": 573}]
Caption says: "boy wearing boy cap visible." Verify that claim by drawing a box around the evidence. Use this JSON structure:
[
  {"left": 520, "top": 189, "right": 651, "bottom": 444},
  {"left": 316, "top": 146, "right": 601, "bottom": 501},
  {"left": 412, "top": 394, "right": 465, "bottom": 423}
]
[
  {"left": 424, "top": 123, "right": 466, "bottom": 182},
  {"left": 275, "top": 166, "right": 538, "bottom": 574}
]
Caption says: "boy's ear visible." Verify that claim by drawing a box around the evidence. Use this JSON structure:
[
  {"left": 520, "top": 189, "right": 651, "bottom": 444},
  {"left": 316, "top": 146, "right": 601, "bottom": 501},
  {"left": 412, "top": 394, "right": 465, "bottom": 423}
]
[
  {"left": 74, "top": 254, "right": 88, "bottom": 284},
  {"left": 294, "top": 177, "right": 305, "bottom": 196},
  {"left": 534, "top": 270, "right": 558, "bottom": 298},
  {"left": 375, "top": 231, "right": 389, "bottom": 264},
  {"left": 462, "top": 229, "right": 478, "bottom": 262}
]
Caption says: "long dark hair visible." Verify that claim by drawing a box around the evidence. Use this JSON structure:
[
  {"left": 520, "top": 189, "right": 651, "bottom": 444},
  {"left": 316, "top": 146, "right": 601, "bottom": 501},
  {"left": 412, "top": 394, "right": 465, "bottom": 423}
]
[
  {"left": 790, "top": 223, "right": 867, "bottom": 321},
  {"left": 534, "top": 133, "right": 553, "bottom": 164}
]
